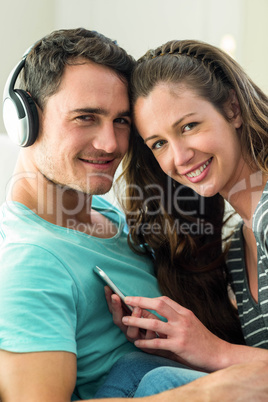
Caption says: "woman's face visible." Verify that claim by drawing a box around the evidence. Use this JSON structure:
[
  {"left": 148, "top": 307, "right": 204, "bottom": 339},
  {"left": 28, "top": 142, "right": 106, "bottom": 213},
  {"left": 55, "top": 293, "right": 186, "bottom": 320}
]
[{"left": 134, "top": 82, "right": 248, "bottom": 199}]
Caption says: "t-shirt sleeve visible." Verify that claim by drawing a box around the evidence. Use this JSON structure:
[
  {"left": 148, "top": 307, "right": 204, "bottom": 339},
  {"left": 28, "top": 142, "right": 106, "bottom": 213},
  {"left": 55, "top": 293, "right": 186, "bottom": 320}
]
[{"left": 0, "top": 243, "right": 78, "bottom": 354}]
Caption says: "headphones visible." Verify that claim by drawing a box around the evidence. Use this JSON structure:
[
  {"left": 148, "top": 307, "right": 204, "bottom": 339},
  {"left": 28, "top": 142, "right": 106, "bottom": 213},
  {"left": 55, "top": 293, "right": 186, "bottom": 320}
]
[{"left": 3, "top": 46, "right": 39, "bottom": 147}]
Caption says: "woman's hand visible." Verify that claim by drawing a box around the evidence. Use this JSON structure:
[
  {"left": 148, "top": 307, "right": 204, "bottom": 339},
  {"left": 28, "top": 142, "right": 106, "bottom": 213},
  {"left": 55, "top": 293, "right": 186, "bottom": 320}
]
[
  {"left": 104, "top": 286, "right": 164, "bottom": 346},
  {"left": 121, "top": 295, "right": 231, "bottom": 372}
]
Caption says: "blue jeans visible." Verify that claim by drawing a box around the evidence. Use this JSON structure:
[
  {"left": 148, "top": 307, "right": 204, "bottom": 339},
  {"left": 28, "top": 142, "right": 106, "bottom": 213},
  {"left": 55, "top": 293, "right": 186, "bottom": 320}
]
[
  {"left": 134, "top": 366, "right": 207, "bottom": 397},
  {"left": 94, "top": 352, "right": 207, "bottom": 398}
]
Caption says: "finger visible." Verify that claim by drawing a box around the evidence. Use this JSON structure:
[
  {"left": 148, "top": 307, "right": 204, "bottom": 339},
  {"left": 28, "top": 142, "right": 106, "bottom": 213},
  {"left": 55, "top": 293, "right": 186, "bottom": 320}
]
[
  {"left": 134, "top": 309, "right": 161, "bottom": 339},
  {"left": 139, "top": 309, "right": 159, "bottom": 320},
  {"left": 126, "top": 307, "right": 143, "bottom": 339},
  {"left": 104, "top": 286, "right": 114, "bottom": 313},
  {"left": 144, "top": 329, "right": 161, "bottom": 339},
  {"left": 157, "top": 296, "right": 186, "bottom": 314},
  {"left": 110, "top": 293, "right": 126, "bottom": 330},
  {"left": 124, "top": 296, "right": 179, "bottom": 320},
  {"left": 122, "top": 315, "right": 168, "bottom": 337},
  {"left": 134, "top": 337, "right": 171, "bottom": 351}
]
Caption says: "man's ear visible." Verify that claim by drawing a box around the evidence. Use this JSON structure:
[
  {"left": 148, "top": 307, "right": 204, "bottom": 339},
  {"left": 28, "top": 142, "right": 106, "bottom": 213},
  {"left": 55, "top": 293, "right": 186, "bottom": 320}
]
[{"left": 225, "top": 89, "right": 242, "bottom": 129}]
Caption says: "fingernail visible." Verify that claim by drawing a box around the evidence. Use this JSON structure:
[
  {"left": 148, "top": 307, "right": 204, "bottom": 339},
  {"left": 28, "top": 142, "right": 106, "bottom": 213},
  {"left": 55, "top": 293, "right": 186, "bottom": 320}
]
[{"left": 122, "top": 316, "right": 129, "bottom": 324}]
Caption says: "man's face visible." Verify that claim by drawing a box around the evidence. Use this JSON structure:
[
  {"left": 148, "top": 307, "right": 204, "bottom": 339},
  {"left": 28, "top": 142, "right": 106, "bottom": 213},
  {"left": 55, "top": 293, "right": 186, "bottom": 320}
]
[{"left": 33, "top": 60, "right": 131, "bottom": 195}]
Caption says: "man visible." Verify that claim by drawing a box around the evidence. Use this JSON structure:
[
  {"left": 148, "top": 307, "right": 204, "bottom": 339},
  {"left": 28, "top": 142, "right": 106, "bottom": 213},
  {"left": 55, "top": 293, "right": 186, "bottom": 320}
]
[{"left": 0, "top": 28, "right": 164, "bottom": 401}]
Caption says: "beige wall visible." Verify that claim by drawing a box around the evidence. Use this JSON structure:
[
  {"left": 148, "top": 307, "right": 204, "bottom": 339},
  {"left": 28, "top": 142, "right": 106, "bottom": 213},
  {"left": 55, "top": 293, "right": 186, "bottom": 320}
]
[
  {"left": 0, "top": 0, "right": 55, "bottom": 133},
  {"left": 0, "top": 0, "right": 267, "bottom": 134},
  {"left": 242, "top": 0, "right": 268, "bottom": 93},
  {"left": 54, "top": 0, "right": 244, "bottom": 59}
]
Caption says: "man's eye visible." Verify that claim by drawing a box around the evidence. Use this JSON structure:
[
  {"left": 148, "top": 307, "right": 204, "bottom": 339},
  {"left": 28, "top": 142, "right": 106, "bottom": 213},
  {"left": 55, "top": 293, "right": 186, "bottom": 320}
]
[
  {"left": 114, "top": 118, "right": 131, "bottom": 125},
  {"left": 151, "top": 140, "right": 166, "bottom": 150},
  {"left": 76, "top": 115, "right": 94, "bottom": 122}
]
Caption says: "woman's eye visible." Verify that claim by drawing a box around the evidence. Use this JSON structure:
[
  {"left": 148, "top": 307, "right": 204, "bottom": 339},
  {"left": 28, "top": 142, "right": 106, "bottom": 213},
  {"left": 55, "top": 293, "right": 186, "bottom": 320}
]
[
  {"left": 151, "top": 140, "right": 166, "bottom": 150},
  {"left": 183, "top": 122, "right": 197, "bottom": 132}
]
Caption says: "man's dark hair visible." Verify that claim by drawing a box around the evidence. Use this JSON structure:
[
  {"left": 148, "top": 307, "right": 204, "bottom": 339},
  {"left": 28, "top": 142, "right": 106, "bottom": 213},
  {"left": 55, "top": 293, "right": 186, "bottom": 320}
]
[{"left": 20, "top": 28, "right": 135, "bottom": 109}]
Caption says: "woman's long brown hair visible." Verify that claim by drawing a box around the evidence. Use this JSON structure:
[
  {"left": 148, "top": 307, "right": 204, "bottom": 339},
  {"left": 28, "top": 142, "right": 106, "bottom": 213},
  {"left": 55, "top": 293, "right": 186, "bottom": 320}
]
[
  {"left": 118, "top": 133, "right": 244, "bottom": 344},
  {"left": 117, "top": 39, "right": 268, "bottom": 344}
]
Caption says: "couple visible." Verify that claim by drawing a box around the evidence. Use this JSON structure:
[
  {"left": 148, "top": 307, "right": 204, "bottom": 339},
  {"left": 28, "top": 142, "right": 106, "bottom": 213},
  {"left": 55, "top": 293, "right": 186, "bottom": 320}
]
[{"left": 0, "top": 28, "right": 267, "bottom": 401}]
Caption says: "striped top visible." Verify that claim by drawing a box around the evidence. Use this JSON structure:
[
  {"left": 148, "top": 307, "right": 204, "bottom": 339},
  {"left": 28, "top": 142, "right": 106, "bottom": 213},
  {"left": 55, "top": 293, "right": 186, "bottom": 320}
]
[{"left": 226, "top": 181, "right": 268, "bottom": 349}]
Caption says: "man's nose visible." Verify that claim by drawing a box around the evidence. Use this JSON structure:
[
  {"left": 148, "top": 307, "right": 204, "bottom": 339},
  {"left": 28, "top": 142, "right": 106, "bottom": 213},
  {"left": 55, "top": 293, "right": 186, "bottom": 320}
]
[{"left": 92, "top": 123, "right": 118, "bottom": 154}]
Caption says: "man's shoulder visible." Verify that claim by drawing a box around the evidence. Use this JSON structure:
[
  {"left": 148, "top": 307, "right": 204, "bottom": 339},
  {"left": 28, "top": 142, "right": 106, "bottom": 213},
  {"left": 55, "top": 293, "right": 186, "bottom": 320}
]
[
  {"left": 0, "top": 202, "right": 72, "bottom": 257},
  {"left": 0, "top": 201, "right": 52, "bottom": 237}
]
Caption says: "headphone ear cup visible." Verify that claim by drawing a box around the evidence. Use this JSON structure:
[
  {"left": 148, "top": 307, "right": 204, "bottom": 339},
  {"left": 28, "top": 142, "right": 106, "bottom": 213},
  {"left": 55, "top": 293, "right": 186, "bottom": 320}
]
[
  {"left": 13, "top": 89, "right": 39, "bottom": 147},
  {"left": 3, "top": 49, "right": 40, "bottom": 147}
]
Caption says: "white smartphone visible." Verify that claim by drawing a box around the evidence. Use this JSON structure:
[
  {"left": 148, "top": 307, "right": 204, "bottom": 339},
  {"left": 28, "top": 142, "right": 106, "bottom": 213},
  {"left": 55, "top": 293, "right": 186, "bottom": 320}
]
[{"left": 94, "top": 266, "right": 133, "bottom": 314}]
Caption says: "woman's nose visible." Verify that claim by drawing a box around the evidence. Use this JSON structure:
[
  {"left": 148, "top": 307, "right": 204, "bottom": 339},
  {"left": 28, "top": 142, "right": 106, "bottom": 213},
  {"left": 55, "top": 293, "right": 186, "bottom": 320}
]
[{"left": 171, "top": 139, "right": 194, "bottom": 167}]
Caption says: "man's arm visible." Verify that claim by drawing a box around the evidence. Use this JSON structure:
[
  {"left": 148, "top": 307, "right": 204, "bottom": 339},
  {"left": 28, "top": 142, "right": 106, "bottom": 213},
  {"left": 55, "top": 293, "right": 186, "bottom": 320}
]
[
  {"left": 0, "top": 350, "right": 77, "bottom": 402},
  {"left": 0, "top": 350, "right": 268, "bottom": 402},
  {"left": 0, "top": 350, "right": 165, "bottom": 402}
]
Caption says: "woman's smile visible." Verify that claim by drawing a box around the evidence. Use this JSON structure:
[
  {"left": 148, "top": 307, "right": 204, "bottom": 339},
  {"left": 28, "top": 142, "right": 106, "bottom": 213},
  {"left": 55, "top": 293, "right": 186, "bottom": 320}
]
[{"left": 183, "top": 157, "right": 213, "bottom": 181}]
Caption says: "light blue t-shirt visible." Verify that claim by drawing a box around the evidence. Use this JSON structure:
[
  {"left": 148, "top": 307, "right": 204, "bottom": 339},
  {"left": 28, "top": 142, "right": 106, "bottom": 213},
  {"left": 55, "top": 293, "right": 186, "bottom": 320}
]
[{"left": 0, "top": 197, "right": 161, "bottom": 399}]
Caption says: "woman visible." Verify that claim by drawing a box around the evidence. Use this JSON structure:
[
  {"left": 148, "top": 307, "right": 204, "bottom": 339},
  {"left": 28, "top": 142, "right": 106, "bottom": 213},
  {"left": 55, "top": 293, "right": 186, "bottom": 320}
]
[{"left": 96, "top": 39, "right": 268, "bottom": 397}]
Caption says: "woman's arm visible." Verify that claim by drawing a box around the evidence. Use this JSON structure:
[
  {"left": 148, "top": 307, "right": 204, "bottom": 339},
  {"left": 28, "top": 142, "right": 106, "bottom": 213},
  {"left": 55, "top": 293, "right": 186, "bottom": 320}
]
[{"left": 106, "top": 288, "right": 268, "bottom": 373}]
